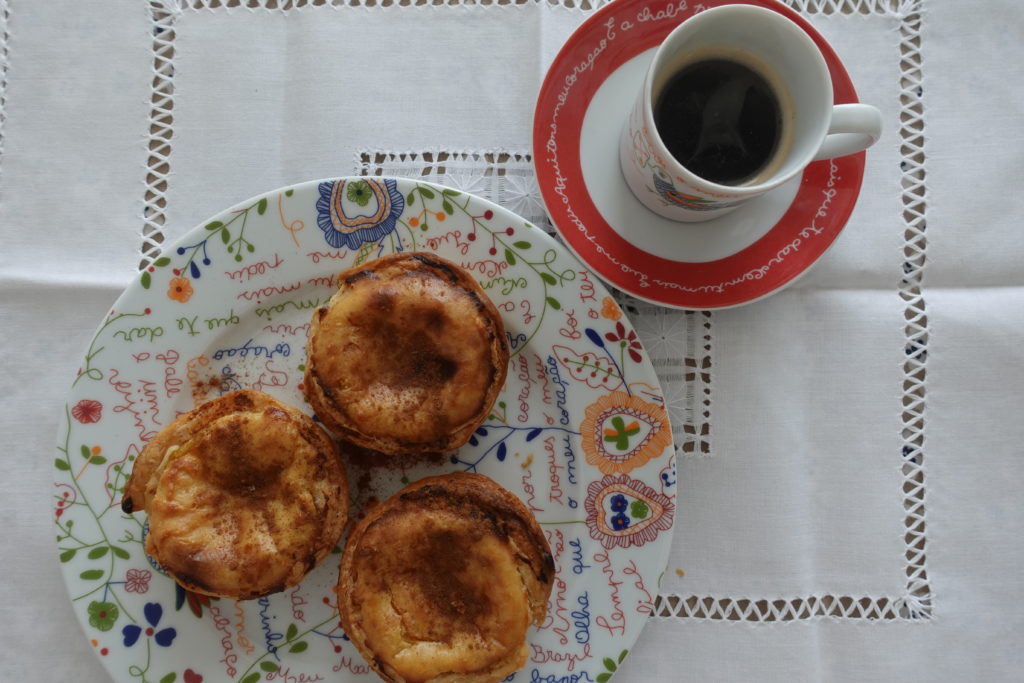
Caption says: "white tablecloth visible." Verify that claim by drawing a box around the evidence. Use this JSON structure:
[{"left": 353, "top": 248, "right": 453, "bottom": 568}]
[{"left": 3, "top": 0, "right": 1022, "bottom": 680}]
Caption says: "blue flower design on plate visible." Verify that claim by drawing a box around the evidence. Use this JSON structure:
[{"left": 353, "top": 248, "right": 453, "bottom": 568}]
[
  {"left": 315, "top": 178, "right": 405, "bottom": 249},
  {"left": 122, "top": 602, "right": 177, "bottom": 648}
]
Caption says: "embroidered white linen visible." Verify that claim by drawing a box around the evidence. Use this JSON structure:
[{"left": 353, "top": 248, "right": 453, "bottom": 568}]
[{"left": 1, "top": 1, "right": 1022, "bottom": 682}]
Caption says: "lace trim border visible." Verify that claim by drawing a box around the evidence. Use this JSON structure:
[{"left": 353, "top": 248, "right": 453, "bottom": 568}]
[
  {"left": 0, "top": 0, "right": 10, "bottom": 197},
  {"left": 651, "top": 593, "right": 929, "bottom": 621},
  {"left": 142, "top": 0, "right": 913, "bottom": 13},
  {"left": 894, "top": 0, "right": 930, "bottom": 621},
  {"left": 140, "top": 1, "right": 177, "bottom": 270},
  {"left": 149, "top": 0, "right": 918, "bottom": 13}
]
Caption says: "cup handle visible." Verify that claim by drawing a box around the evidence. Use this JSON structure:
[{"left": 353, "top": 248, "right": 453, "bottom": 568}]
[{"left": 812, "top": 103, "right": 883, "bottom": 161}]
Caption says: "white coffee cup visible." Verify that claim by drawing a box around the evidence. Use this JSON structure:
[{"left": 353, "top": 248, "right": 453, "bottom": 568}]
[{"left": 619, "top": 4, "right": 883, "bottom": 222}]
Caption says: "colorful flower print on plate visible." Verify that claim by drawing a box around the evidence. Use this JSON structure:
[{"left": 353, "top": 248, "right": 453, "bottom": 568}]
[{"left": 56, "top": 177, "right": 676, "bottom": 683}]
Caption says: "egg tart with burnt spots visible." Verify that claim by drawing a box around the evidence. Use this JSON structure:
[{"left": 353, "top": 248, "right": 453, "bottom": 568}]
[
  {"left": 303, "top": 252, "right": 509, "bottom": 456},
  {"left": 336, "top": 472, "right": 554, "bottom": 683},
  {"left": 121, "top": 389, "right": 348, "bottom": 600}
]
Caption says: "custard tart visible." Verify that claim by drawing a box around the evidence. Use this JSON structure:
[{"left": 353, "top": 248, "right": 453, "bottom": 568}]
[
  {"left": 304, "top": 252, "right": 509, "bottom": 456},
  {"left": 121, "top": 389, "right": 348, "bottom": 600},
  {"left": 336, "top": 472, "right": 554, "bottom": 683}
]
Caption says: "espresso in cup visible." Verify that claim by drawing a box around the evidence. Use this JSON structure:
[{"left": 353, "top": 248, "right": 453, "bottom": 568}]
[
  {"left": 619, "top": 5, "right": 882, "bottom": 222},
  {"left": 653, "top": 50, "right": 791, "bottom": 187}
]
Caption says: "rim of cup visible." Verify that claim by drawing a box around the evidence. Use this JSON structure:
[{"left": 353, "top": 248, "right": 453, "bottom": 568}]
[{"left": 641, "top": 4, "right": 834, "bottom": 196}]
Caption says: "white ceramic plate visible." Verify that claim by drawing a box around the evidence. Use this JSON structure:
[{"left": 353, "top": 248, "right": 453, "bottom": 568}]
[{"left": 55, "top": 177, "right": 677, "bottom": 683}]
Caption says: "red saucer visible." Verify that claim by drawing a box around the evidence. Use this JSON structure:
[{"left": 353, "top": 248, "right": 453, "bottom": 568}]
[{"left": 533, "top": 0, "right": 866, "bottom": 309}]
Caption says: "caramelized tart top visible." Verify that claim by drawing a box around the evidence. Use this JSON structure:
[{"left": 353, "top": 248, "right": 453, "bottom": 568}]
[
  {"left": 337, "top": 472, "right": 554, "bottom": 683},
  {"left": 122, "top": 389, "right": 348, "bottom": 600},
  {"left": 304, "top": 252, "right": 508, "bottom": 455}
]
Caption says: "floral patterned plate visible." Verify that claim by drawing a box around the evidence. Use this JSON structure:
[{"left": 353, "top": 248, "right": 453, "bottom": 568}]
[{"left": 55, "top": 178, "right": 677, "bottom": 683}]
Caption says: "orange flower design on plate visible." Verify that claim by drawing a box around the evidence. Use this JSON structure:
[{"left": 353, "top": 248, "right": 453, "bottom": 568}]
[
  {"left": 600, "top": 296, "right": 622, "bottom": 321},
  {"left": 167, "top": 276, "right": 193, "bottom": 303},
  {"left": 580, "top": 391, "right": 672, "bottom": 474}
]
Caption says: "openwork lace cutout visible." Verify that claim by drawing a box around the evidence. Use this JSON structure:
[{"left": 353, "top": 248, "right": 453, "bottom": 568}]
[
  {"left": 894, "top": 0, "right": 930, "bottom": 621},
  {"left": 184, "top": 0, "right": 616, "bottom": 10},
  {"left": 140, "top": 1, "right": 179, "bottom": 270},
  {"left": 0, "top": 0, "right": 10, "bottom": 197},
  {"left": 174, "top": 0, "right": 918, "bottom": 12},
  {"left": 788, "top": 0, "right": 910, "bottom": 14},
  {"left": 141, "top": 0, "right": 930, "bottom": 623},
  {"left": 359, "top": 151, "right": 549, "bottom": 230}
]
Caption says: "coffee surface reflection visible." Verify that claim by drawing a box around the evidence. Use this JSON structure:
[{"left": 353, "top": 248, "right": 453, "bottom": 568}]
[{"left": 654, "top": 58, "right": 783, "bottom": 186}]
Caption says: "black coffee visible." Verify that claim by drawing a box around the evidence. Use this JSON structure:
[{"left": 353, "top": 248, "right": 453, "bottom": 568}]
[{"left": 654, "top": 58, "right": 782, "bottom": 185}]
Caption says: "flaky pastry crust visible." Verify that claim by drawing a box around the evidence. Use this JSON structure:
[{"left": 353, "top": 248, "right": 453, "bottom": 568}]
[
  {"left": 336, "top": 472, "right": 554, "bottom": 683},
  {"left": 303, "top": 252, "right": 509, "bottom": 456},
  {"left": 122, "top": 389, "right": 348, "bottom": 600}
]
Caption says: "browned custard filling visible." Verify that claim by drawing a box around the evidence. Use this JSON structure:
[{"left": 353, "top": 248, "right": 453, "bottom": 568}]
[
  {"left": 122, "top": 389, "right": 348, "bottom": 600},
  {"left": 337, "top": 473, "right": 553, "bottom": 683},
  {"left": 305, "top": 253, "right": 508, "bottom": 455}
]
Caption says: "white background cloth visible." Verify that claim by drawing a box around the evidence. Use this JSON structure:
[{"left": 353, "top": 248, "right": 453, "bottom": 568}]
[{"left": 2, "top": 0, "right": 1022, "bottom": 681}]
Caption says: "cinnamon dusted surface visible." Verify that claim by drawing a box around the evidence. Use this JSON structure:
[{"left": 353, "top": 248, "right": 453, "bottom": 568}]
[
  {"left": 337, "top": 472, "right": 553, "bottom": 683},
  {"left": 304, "top": 253, "right": 508, "bottom": 455},
  {"left": 122, "top": 389, "right": 348, "bottom": 600}
]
